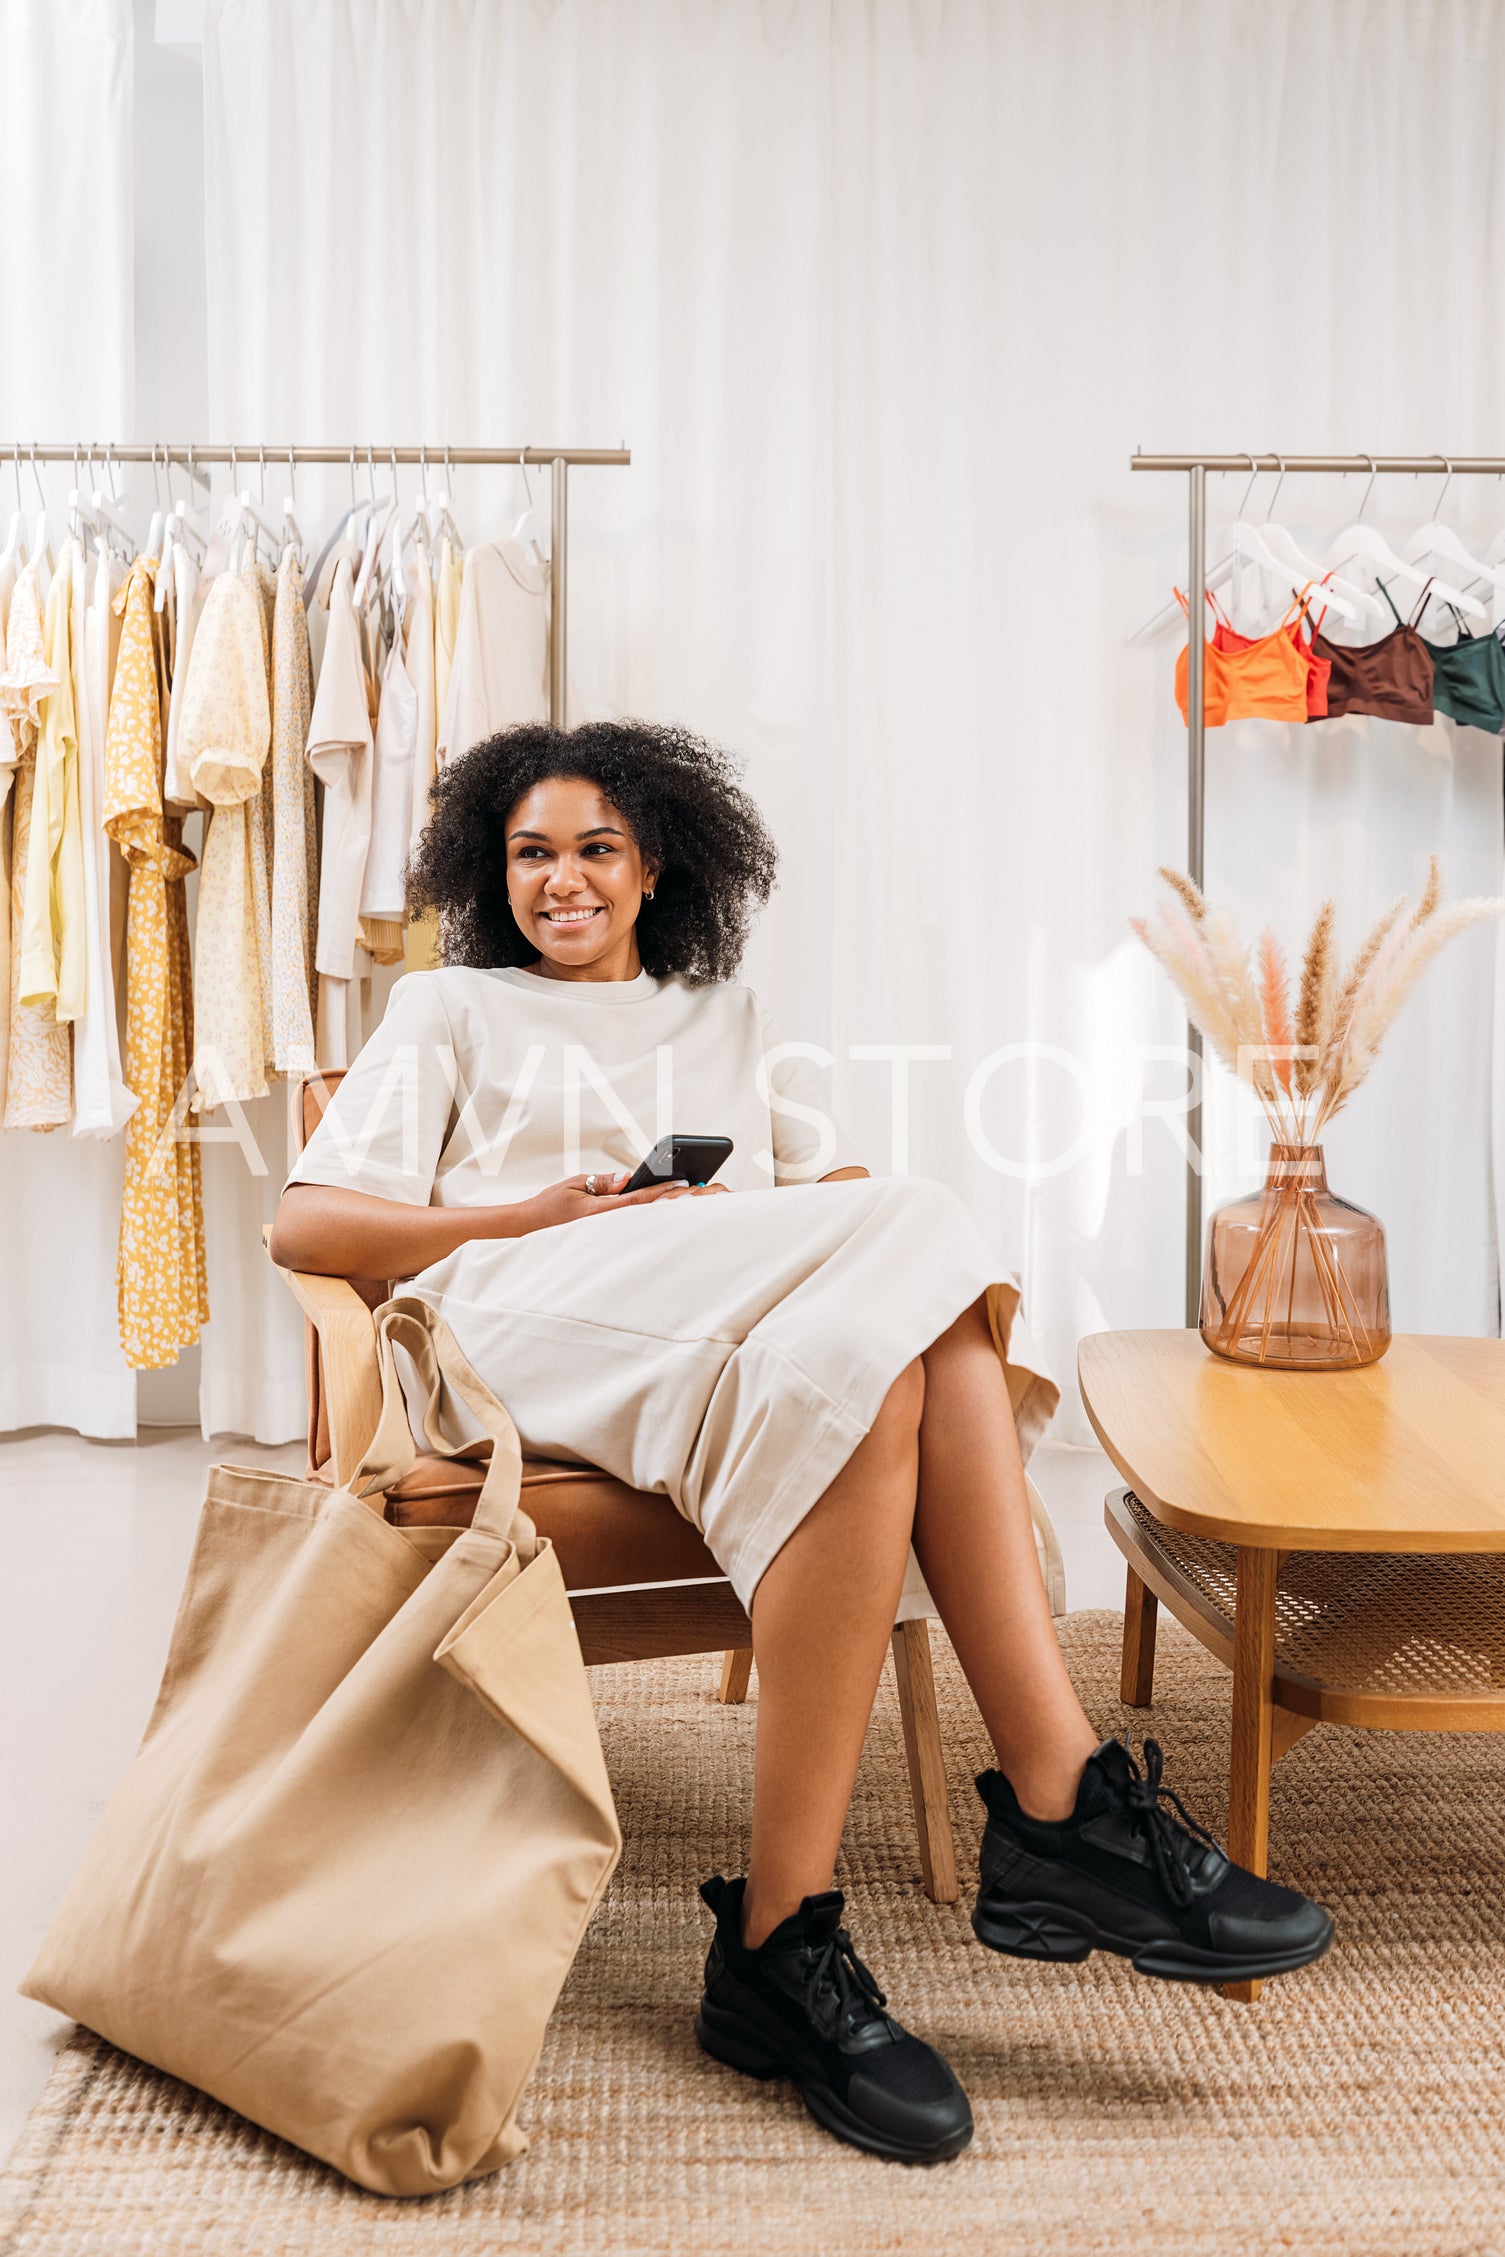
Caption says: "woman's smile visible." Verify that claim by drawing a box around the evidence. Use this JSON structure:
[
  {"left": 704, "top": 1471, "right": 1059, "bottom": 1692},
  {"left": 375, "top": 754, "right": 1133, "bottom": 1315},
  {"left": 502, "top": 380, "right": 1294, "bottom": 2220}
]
[{"left": 503, "top": 775, "right": 660, "bottom": 981}]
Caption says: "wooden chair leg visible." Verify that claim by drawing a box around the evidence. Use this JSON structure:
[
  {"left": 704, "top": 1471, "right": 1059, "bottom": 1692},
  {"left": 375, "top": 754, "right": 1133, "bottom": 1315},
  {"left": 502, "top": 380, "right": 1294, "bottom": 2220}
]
[
  {"left": 1121, "top": 1566, "right": 1158, "bottom": 1706},
  {"left": 718, "top": 1646, "right": 754, "bottom": 1704},
  {"left": 891, "top": 1620, "right": 958, "bottom": 1904},
  {"left": 1223, "top": 1544, "right": 1279, "bottom": 2004}
]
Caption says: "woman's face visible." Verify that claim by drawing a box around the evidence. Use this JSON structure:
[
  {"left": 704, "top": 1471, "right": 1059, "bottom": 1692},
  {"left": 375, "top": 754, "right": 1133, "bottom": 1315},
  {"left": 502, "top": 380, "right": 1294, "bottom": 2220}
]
[{"left": 504, "top": 774, "right": 659, "bottom": 980}]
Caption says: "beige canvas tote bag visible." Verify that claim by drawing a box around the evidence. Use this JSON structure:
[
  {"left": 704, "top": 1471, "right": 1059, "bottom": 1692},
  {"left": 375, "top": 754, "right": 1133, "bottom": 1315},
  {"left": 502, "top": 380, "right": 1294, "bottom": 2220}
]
[{"left": 23, "top": 1297, "right": 622, "bottom": 2196}]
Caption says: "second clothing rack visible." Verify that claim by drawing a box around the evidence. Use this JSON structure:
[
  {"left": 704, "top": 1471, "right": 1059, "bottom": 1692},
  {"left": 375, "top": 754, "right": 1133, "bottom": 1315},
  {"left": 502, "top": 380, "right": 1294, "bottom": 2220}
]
[{"left": 1131, "top": 450, "right": 1505, "bottom": 1323}]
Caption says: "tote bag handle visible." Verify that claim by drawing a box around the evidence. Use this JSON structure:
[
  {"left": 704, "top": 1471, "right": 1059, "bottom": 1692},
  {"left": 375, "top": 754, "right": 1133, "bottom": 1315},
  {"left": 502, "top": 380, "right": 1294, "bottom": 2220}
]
[{"left": 350, "top": 1295, "right": 535, "bottom": 1554}]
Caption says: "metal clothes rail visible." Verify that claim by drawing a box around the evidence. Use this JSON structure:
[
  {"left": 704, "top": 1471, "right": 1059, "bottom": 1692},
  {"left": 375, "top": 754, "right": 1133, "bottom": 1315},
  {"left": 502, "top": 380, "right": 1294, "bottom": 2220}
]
[
  {"left": 1130, "top": 450, "right": 1505, "bottom": 1324},
  {"left": 4, "top": 442, "right": 633, "bottom": 729}
]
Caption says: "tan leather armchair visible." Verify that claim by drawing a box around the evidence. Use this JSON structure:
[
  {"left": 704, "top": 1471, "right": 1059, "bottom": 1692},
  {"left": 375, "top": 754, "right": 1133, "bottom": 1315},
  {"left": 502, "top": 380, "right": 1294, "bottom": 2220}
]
[{"left": 271, "top": 1074, "right": 962, "bottom": 1901}]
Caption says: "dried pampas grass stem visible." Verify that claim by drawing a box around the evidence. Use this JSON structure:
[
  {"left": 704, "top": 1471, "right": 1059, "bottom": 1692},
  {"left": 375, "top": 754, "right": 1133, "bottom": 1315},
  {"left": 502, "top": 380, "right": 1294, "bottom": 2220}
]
[{"left": 1134, "top": 862, "right": 1503, "bottom": 1146}]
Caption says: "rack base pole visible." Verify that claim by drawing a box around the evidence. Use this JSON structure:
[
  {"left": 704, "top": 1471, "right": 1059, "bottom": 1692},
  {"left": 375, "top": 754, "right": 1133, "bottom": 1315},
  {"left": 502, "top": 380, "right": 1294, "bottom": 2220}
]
[
  {"left": 550, "top": 456, "right": 569, "bottom": 727},
  {"left": 1184, "top": 463, "right": 1207, "bottom": 1327}
]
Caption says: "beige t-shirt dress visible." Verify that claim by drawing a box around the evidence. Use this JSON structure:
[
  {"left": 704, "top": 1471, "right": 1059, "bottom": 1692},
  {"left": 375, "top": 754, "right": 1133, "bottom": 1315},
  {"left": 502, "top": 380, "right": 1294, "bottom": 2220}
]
[{"left": 288, "top": 964, "right": 1058, "bottom": 1607}]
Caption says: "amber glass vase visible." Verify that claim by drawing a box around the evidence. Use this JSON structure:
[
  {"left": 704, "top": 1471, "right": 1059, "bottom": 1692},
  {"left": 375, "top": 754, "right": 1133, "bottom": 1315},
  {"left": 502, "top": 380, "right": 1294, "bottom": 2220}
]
[{"left": 1199, "top": 1143, "right": 1390, "bottom": 1371}]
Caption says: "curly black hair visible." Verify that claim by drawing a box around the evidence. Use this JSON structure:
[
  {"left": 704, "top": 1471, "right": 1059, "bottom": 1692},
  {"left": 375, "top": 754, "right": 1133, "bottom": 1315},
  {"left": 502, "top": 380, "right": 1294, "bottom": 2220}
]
[{"left": 407, "top": 719, "right": 779, "bottom": 985}]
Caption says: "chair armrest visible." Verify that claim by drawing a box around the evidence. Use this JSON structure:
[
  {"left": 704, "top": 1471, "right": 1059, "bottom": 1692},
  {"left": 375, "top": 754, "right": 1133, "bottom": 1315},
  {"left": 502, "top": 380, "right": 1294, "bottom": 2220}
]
[
  {"left": 265, "top": 1230, "right": 383, "bottom": 1490},
  {"left": 1026, "top": 1474, "right": 1067, "bottom": 1618}
]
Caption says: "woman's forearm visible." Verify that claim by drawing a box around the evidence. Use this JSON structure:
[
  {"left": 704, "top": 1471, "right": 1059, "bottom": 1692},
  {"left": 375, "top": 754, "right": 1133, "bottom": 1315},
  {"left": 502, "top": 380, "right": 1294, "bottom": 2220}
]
[
  {"left": 269, "top": 1184, "right": 525, "bottom": 1279},
  {"left": 273, "top": 1162, "right": 873, "bottom": 1278}
]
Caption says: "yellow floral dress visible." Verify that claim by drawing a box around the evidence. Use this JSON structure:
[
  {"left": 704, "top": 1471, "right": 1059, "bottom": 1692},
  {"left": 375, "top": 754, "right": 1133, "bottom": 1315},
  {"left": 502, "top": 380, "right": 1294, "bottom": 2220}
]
[
  {"left": 18, "top": 548, "right": 86, "bottom": 1028},
  {"left": 1, "top": 564, "right": 69, "bottom": 1129},
  {"left": 104, "top": 558, "right": 208, "bottom": 1367}
]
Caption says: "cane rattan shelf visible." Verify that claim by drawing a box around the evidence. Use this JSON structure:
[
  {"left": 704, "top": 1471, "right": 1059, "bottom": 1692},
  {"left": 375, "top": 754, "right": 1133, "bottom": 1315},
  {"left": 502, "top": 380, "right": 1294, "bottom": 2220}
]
[{"left": 1107, "top": 1488, "right": 1505, "bottom": 1729}]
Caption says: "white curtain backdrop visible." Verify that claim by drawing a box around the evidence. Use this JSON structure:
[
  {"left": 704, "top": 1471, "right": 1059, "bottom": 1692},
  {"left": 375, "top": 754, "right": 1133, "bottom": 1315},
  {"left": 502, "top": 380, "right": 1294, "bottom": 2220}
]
[
  {"left": 5, "top": 0, "right": 1503, "bottom": 1442},
  {"left": 0, "top": 0, "right": 138, "bottom": 1438},
  {"left": 198, "top": 0, "right": 1504, "bottom": 1443}
]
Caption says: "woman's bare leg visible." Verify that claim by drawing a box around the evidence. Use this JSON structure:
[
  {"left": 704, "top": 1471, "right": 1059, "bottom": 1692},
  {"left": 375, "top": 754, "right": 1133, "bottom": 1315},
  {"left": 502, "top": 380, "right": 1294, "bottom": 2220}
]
[
  {"left": 914, "top": 1294, "right": 1099, "bottom": 1820},
  {"left": 742, "top": 1359, "right": 925, "bottom": 1947}
]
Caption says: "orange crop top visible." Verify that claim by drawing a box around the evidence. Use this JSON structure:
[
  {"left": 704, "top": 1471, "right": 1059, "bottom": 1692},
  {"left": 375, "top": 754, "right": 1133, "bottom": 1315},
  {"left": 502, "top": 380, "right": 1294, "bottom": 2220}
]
[
  {"left": 1173, "top": 589, "right": 1323, "bottom": 727},
  {"left": 1206, "top": 596, "right": 1331, "bottom": 721}
]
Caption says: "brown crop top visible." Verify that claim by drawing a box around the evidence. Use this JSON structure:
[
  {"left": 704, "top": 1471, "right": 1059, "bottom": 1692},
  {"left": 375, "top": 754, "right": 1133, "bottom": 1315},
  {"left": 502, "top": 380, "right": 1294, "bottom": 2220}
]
[{"left": 1309, "top": 581, "right": 1436, "bottom": 727}]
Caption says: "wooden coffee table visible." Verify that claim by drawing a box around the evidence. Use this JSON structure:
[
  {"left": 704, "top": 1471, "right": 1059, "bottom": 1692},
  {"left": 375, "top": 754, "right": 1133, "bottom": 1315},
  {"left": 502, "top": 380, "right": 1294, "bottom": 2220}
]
[{"left": 1077, "top": 1330, "right": 1505, "bottom": 1999}]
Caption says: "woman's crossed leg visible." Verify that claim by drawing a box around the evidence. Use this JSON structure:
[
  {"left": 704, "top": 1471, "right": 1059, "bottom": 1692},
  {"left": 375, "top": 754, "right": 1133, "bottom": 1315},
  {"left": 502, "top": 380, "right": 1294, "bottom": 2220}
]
[{"left": 694, "top": 1295, "right": 1333, "bottom": 2163}]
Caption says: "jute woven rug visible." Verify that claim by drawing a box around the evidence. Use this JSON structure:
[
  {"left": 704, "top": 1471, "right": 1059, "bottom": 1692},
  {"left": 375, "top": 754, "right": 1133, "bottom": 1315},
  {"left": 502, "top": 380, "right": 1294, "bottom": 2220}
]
[{"left": 3, "top": 1611, "right": 1503, "bottom": 2257}]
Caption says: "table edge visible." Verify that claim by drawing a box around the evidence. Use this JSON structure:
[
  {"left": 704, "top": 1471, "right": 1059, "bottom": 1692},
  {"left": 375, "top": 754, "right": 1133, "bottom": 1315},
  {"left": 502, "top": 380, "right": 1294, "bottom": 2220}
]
[{"left": 1077, "top": 1328, "right": 1505, "bottom": 1553}]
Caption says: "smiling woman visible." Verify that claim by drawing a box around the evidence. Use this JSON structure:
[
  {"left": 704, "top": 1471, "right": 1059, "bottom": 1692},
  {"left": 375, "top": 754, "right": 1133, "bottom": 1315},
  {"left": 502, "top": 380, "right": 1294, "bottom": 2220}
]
[
  {"left": 409, "top": 718, "right": 779, "bottom": 983},
  {"left": 268, "top": 718, "right": 1330, "bottom": 2165}
]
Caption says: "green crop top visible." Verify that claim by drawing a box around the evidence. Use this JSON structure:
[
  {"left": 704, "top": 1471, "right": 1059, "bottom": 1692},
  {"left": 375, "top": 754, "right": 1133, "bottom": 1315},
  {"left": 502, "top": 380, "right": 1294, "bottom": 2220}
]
[{"left": 1379, "top": 581, "right": 1505, "bottom": 733}]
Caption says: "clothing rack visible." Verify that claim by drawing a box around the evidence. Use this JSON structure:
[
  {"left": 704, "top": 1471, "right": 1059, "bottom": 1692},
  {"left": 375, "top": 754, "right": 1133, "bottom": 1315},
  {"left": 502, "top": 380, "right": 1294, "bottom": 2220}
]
[
  {"left": 4, "top": 442, "right": 632, "bottom": 729},
  {"left": 1131, "top": 450, "right": 1505, "bottom": 1324}
]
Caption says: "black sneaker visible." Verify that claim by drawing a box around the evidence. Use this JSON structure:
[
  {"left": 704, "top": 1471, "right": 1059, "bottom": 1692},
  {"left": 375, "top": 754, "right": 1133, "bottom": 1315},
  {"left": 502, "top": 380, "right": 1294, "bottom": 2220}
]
[
  {"left": 694, "top": 1875, "right": 973, "bottom": 2163},
  {"left": 972, "top": 1738, "right": 1334, "bottom": 1986}
]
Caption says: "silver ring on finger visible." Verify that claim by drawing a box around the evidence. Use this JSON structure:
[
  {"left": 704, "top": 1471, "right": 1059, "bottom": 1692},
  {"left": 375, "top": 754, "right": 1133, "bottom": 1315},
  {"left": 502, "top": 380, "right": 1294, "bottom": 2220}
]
[{"left": 585, "top": 1173, "right": 600, "bottom": 1196}]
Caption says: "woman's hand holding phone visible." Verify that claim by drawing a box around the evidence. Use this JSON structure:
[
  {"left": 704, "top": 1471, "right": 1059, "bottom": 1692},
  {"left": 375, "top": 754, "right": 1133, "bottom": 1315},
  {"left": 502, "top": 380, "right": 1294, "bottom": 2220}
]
[{"left": 520, "top": 1173, "right": 729, "bottom": 1234}]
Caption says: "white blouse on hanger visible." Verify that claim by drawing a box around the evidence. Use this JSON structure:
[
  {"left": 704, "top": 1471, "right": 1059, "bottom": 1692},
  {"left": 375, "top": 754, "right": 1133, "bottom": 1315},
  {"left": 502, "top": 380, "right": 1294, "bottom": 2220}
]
[
  {"left": 435, "top": 536, "right": 548, "bottom": 765},
  {"left": 360, "top": 629, "right": 418, "bottom": 926},
  {"left": 405, "top": 541, "right": 437, "bottom": 850},
  {"left": 307, "top": 554, "right": 374, "bottom": 1069}
]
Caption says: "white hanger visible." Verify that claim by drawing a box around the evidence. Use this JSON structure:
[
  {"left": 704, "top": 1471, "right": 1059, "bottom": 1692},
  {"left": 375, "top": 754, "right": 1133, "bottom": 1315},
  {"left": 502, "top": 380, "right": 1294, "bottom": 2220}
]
[
  {"left": 91, "top": 503, "right": 133, "bottom": 564},
  {"left": 90, "top": 443, "right": 134, "bottom": 560},
  {"left": 302, "top": 502, "right": 375, "bottom": 607},
  {"left": 68, "top": 448, "right": 102, "bottom": 545},
  {"left": 1237, "top": 461, "right": 1378, "bottom": 623},
  {"left": 154, "top": 522, "right": 175, "bottom": 610},
  {"left": 511, "top": 449, "right": 547, "bottom": 564},
  {"left": 26, "top": 446, "right": 51, "bottom": 587},
  {"left": 165, "top": 446, "right": 208, "bottom": 563},
  {"left": 143, "top": 443, "right": 167, "bottom": 561},
  {"left": 349, "top": 443, "right": 382, "bottom": 608},
  {"left": 153, "top": 453, "right": 176, "bottom": 611},
  {"left": 243, "top": 446, "right": 286, "bottom": 559},
  {"left": 1402, "top": 458, "right": 1505, "bottom": 608},
  {"left": 1, "top": 448, "right": 25, "bottom": 577},
  {"left": 1324, "top": 456, "right": 1486, "bottom": 623},
  {"left": 1229, "top": 519, "right": 1359, "bottom": 624},
  {"left": 217, "top": 447, "right": 262, "bottom": 568},
  {"left": 400, "top": 442, "right": 433, "bottom": 562},
  {"left": 221, "top": 445, "right": 253, "bottom": 575},
  {"left": 301, "top": 448, "right": 363, "bottom": 604},
  {"left": 426, "top": 443, "right": 464, "bottom": 551},
  {"left": 353, "top": 494, "right": 398, "bottom": 609},
  {"left": 279, "top": 446, "right": 305, "bottom": 562},
  {"left": 237, "top": 489, "right": 283, "bottom": 560},
  {"left": 1127, "top": 456, "right": 1357, "bottom": 643},
  {"left": 301, "top": 445, "right": 390, "bottom": 605},
  {"left": 226, "top": 448, "right": 280, "bottom": 563},
  {"left": 381, "top": 446, "right": 409, "bottom": 625}
]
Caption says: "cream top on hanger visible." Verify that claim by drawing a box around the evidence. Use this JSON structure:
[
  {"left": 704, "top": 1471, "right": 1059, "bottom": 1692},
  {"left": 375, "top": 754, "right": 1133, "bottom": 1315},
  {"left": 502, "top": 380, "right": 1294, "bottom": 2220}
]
[
  {"left": 307, "top": 555, "right": 374, "bottom": 983},
  {"left": 435, "top": 537, "right": 548, "bottom": 766}
]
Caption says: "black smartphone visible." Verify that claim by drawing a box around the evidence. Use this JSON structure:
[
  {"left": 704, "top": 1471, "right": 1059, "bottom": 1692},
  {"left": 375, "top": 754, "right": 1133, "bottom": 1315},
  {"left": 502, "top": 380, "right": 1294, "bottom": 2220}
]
[{"left": 621, "top": 1133, "right": 734, "bottom": 1194}]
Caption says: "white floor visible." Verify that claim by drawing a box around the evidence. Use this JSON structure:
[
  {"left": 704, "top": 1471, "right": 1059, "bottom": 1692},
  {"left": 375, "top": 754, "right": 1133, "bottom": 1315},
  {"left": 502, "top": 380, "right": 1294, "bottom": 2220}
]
[{"left": 0, "top": 1427, "right": 1124, "bottom": 2168}]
